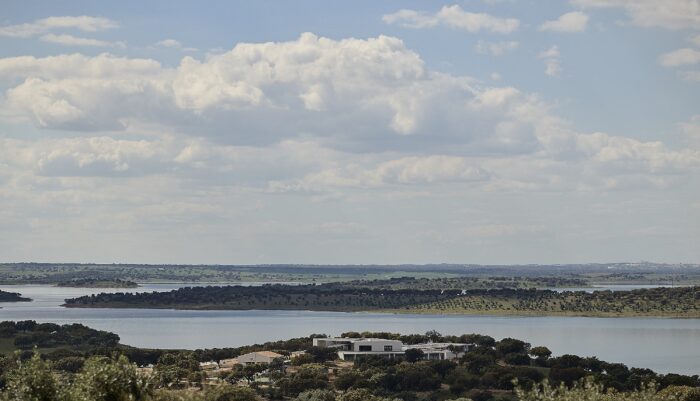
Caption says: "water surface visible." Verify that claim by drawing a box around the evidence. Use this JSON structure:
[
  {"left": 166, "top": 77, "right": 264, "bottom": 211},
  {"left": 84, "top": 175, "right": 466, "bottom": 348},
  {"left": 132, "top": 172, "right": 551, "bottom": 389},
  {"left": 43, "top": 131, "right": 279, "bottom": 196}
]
[{"left": 1, "top": 284, "right": 698, "bottom": 375}]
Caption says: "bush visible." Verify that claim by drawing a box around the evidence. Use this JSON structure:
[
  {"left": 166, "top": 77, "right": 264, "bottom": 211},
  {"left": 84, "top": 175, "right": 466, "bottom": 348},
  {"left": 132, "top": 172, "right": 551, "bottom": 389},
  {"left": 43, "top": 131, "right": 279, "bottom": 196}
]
[
  {"left": 294, "top": 389, "right": 337, "bottom": 401},
  {"left": 203, "top": 385, "right": 257, "bottom": 401},
  {"left": 3, "top": 352, "right": 58, "bottom": 401},
  {"left": 68, "top": 355, "right": 152, "bottom": 401}
]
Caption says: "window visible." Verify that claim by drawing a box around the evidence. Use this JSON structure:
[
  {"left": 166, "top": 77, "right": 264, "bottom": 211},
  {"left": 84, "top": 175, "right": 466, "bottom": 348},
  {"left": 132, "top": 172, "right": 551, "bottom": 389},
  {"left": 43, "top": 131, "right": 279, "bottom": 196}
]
[
  {"left": 384, "top": 345, "right": 393, "bottom": 351},
  {"left": 358, "top": 345, "right": 372, "bottom": 352}
]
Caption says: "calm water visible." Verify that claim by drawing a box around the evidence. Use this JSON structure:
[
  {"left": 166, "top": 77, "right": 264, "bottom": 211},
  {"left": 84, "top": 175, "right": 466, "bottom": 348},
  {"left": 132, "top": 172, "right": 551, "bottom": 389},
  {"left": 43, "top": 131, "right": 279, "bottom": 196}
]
[{"left": 1, "top": 284, "right": 699, "bottom": 375}]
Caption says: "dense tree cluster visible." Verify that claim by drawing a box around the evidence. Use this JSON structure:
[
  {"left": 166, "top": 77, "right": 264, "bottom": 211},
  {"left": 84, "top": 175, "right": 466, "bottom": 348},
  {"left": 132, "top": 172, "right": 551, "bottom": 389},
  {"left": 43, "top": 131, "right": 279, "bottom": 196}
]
[
  {"left": 0, "top": 291, "right": 29, "bottom": 303},
  {"left": 412, "top": 287, "right": 700, "bottom": 317},
  {"left": 63, "top": 284, "right": 463, "bottom": 311},
  {"left": 0, "top": 321, "right": 119, "bottom": 350},
  {"left": 62, "top": 282, "right": 700, "bottom": 317},
  {"left": 55, "top": 278, "right": 138, "bottom": 288}
]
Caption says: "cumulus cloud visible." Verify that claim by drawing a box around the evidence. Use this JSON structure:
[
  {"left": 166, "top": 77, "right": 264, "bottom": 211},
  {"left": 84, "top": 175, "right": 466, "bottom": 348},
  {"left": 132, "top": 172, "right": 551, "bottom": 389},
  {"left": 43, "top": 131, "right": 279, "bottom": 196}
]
[
  {"left": 571, "top": 0, "right": 700, "bottom": 30},
  {"left": 0, "top": 32, "right": 697, "bottom": 197},
  {"left": 39, "top": 33, "right": 125, "bottom": 48},
  {"left": 382, "top": 5, "right": 519, "bottom": 33},
  {"left": 0, "top": 16, "right": 118, "bottom": 38},
  {"left": 0, "top": 53, "right": 161, "bottom": 80},
  {"left": 538, "top": 46, "right": 562, "bottom": 76},
  {"left": 659, "top": 48, "right": 700, "bottom": 67},
  {"left": 539, "top": 11, "right": 589, "bottom": 32},
  {"left": 475, "top": 40, "right": 519, "bottom": 56}
]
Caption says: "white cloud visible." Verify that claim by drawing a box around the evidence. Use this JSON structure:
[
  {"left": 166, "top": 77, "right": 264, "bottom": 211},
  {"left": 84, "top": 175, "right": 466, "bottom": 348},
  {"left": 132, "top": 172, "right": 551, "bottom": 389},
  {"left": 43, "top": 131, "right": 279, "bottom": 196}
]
[
  {"left": 539, "top": 11, "right": 589, "bottom": 32},
  {"left": 156, "top": 39, "right": 197, "bottom": 52},
  {"left": 40, "top": 33, "right": 125, "bottom": 48},
  {"left": 539, "top": 46, "right": 562, "bottom": 76},
  {"left": 680, "top": 115, "right": 700, "bottom": 147},
  {"left": 157, "top": 39, "right": 182, "bottom": 48},
  {"left": 271, "top": 155, "right": 490, "bottom": 192},
  {"left": 0, "top": 53, "right": 161, "bottom": 80},
  {"left": 476, "top": 40, "right": 519, "bottom": 56},
  {"left": 690, "top": 34, "right": 700, "bottom": 46},
  {"left": 659, "top": 48, "right": 700, "bottom": 67},
  {"left": 0, "top": 32, "right": 697, "bottom": 197},
  {"left": 383, "top": 5, "right": 519, "bottom": 33},
  {"left": 0, "top": 16, "right": 118, "bottom": 38},
  {"left": 571, "top": 0, "right": 700, "bottom": 30}
]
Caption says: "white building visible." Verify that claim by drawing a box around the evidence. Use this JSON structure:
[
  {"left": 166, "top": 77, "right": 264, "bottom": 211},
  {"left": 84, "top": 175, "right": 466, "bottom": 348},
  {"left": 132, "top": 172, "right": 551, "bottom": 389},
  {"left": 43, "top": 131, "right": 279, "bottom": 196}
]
[
  {"left": 313, "top": 337, "right": 404, "bottom": 361},
  {"left": 404, "top": 343, "right": 472, "bottom": 361}
]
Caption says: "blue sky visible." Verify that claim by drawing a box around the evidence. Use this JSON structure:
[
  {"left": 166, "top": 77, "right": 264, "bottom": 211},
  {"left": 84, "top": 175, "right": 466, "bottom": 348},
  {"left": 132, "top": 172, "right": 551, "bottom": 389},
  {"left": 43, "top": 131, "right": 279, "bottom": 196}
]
[{"left": 0, "top": 1, "right": 699, "bottom": 264}]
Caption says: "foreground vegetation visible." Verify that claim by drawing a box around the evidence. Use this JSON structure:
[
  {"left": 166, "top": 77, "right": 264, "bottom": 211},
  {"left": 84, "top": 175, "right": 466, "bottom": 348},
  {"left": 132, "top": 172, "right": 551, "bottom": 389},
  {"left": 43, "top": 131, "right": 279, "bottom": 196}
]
[
  {"left": 63, "top": 283, "right": 700, "bottom": 318},
  {"left": 0, "top": 322, "right": 698, "bottom": 401}
]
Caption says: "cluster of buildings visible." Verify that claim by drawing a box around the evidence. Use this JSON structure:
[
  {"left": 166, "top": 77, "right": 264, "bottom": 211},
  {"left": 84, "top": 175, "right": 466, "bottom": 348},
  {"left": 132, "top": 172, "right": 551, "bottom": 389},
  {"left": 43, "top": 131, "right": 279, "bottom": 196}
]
[
  {"left": 312, "top": 337, "right": 472, "bottom": 361},
  {"left": 195, "top": 337, "right": 473, "bottom": 378}
]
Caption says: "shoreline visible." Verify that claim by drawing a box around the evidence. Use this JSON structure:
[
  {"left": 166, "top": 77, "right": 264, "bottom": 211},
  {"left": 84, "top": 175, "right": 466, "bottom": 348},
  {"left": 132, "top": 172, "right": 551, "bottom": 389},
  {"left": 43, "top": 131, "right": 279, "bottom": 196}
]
[{"left": 60, "top": 303, "right": 700, "bottom": 319}]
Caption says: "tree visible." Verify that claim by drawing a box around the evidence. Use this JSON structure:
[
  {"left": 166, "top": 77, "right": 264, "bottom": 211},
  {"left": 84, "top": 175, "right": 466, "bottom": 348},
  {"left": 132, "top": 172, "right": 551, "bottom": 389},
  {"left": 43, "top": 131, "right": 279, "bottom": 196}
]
[
  {"left": 334, "top": 369, "right": 363, "bottom": 391},
  {"left": 294, "top": 389, "right": 337, "bottom": 401},
  {"left": 279, "top": 364, "right": 329, "bottom": 396},
  {"left": 529, "top": 346, "right": 552, "bottom": 360},
  {"left": 495, "top": 338, "right": 530, "bottom": 356},
  {"left": 204, "top": 385, "right": 257, "bottom": 401},
  {"left": 504, "top": 352, "right": 531, "bottom": 366},
  {"left": 446, "top": 368, "right": 480, "bottom": 395},
  {"left": 154, "top": 353, "right": 201, "bottom": 387},
  {"left": 337, "top": 388, "right": 399, "bottom": 401},
  {"left": 3, "top": 351, "right": 59, "bottom": 401},
  {"left": 68, "top": 355, "right": 152, "bottom": 401},
  {"left": 53, "top": 356, "right": 85, "bottom": 373},
  {"left": 403, "top": 349, "right": 424, "bottom": 363}
]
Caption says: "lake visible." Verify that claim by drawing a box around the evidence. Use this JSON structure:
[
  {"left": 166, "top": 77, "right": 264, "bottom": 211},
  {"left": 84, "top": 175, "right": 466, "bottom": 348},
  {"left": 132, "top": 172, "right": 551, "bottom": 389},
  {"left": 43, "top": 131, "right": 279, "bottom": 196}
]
[{"left": 1, "top": 284, "right": 699, "bottom": 375}]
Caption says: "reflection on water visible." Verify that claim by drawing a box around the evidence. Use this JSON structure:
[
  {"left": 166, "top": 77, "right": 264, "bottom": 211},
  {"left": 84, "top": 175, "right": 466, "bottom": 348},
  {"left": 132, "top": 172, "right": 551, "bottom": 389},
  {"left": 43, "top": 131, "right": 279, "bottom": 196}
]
[{"left": 1, "top": 284, "right": 698, "bottom": 375}]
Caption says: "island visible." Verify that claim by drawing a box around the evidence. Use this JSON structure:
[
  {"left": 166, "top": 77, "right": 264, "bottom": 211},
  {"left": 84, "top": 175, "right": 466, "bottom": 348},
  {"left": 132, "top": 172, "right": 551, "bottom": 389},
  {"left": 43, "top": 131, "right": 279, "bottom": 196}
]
[
  {"left": 0, "top": 289, "right": 30, "bottom": 302},
  {"left": 62, "top": 281, "right": 700, "bottom": 318},
  {"left": 55, "top": 278, "right": 139, "bottom": 288},
  {"left": 1, "top": 320, "right": 698, "bottom": 401}
]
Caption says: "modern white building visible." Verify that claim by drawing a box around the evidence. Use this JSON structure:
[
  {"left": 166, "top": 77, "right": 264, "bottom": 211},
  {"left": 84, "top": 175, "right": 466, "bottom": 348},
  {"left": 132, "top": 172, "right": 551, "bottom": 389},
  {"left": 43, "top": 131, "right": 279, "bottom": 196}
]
[
  {"left": 403, "top": 342, "right": 471, "bottom": 361},
  {"left": 313, "top": 337, "right": 404, "bottom": 361}
]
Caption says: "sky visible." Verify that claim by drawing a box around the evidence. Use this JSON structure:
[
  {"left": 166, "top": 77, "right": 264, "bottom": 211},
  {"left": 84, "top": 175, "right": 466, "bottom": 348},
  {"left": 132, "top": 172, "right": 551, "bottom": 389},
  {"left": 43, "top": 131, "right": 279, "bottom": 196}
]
[{"left": 0, "top": 0, "right": 699, "bottom": 265}]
